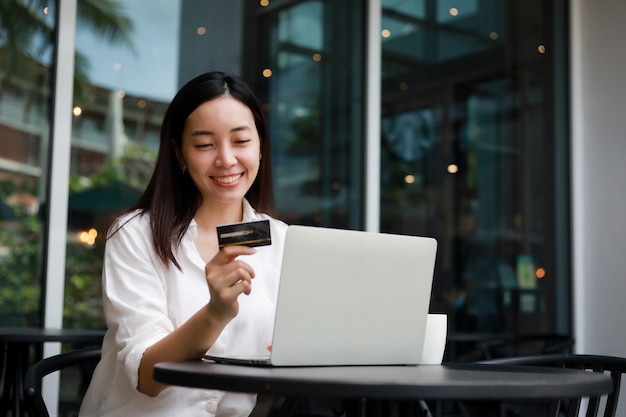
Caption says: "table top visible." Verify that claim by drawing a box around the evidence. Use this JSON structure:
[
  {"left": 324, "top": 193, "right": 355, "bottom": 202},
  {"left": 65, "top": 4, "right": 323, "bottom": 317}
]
[
  {"left": 0, "top": 327, "right": 105, "bottom": 343},
  {"left": 153, "top": 360, "right": 613, "bottom": 401}
]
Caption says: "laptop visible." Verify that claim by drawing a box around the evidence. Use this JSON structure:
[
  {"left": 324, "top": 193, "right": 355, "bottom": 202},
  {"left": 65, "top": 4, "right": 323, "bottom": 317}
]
[{"left": 204, "top": 225, "right": 437, "bottom": 366}]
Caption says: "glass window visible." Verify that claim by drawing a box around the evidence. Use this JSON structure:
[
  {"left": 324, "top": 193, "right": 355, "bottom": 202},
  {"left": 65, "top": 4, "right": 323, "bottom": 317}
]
[
  {"left": 251, "top": 0, "right": 570, "bottom": 351},
  {"left": 254, "top": 0, "right": 366, "bottom": 229},
  {"left": 0, "top": 2, "right": 56, "bottom": 326},
  {"left": 66, "top": 1, "right": 181, "bottom": 330},
  {"left": 380, "top": 0, "right": 570, "bottom": 352},
  {"left": 9, "top": 0, "right": 570, "bottom": 364},
  {"left": 1, "top": 0, "right": 570, "bottom": 411}
]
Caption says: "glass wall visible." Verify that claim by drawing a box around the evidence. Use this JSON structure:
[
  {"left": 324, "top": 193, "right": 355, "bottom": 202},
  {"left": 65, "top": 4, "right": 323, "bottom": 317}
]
[
  {"left": 377, "top": 0, "right": 569, "bottom": 343},
  {"left": 0, "top": 1, "right": 568, "bottom": 413},
  {"left": 62, "top": 0, "right": 367, "bottom": 331},
  {"left": 252, "top": 0, "right": 366, "bottom": 228},
  {"left": 253, "top": 0, "right": 570, "bottom": 350},
  {"left": 0, "top": 1, "right": 56, "bottom": 326},
  {"left": 1, "top": 0, "right": 569, "bottom": 359},
  {"left": 65, "top": 1, "right": 179, "bottom": 330}
]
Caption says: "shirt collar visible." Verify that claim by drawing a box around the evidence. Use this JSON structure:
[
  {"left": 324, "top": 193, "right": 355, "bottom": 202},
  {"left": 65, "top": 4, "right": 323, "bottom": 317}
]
[{"left": 242, "top": 198, "right": 259, "bottom": 222}]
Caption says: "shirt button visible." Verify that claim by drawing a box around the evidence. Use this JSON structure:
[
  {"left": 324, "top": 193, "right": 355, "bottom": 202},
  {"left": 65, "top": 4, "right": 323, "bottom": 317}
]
[{"left": 205, "top": 401, "right": 217, "bottom": 414}]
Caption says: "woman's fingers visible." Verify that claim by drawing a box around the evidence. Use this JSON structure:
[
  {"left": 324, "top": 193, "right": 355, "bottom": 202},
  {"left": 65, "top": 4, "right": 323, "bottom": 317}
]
[
  {"left": 207, "top": 247, "right": 256, "bottom": 287},
  {"left": 221, "top": 263, "right": 254, "bottom": 294},
  {"left": 205, "top": 245, "right": 257, "bottom": 319},
  {"left": 214, "top": 245, "right": 257, "bottom": 264}
]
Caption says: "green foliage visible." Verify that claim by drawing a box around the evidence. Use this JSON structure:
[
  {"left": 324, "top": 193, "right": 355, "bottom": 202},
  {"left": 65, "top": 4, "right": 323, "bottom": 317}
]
[
  {"left": 69, "top": 143, "right": 156, "bottom": 193},
  {"left": 0, "top": 183, "right": 42, "bottom": 326},
  {"left": 0, "top": 0, "right": 139, "bottom": 328},
  {"left": 0, "top": 141, "right": 153, "bottom": 328},
  {"left": 64, "top": 145, "right": 155, "bottom": 329},
  {"left": 63, "top": 239, "right": 106, "bottom": 329}
]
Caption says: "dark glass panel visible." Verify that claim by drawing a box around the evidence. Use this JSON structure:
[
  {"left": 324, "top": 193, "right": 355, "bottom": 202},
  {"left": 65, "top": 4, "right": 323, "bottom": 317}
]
[
  {"left": 380, "top": 0, "right": 569, "bottom": 350},
  {"left": 254, "top": 0, "right": 366, "bottom": 229}
]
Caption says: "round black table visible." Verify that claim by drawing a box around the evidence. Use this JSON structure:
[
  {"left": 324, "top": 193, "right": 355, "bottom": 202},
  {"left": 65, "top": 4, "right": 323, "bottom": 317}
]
[
  {"left": 153, "top": 361, "right": 613, "bottom": 401},
  {"left": 0, "top": 327, "right": 105, "bottom": 417}
]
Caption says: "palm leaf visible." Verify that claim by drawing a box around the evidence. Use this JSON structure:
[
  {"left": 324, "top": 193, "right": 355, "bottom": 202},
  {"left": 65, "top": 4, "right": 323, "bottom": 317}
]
[
  {"left": 0, "top": 0, "right": 51, "bottom": 63},
  {"left": 76, "top": 0, "right": 136, "bottom": 54},
  {"left": 0, "top": 0, "right": 136, "bottom": 101}
]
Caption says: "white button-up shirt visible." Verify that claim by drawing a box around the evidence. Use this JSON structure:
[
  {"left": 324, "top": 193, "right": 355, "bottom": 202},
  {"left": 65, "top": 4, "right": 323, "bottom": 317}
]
[{"left": 80, "top": 200, "right": 287, "bottom": 417}]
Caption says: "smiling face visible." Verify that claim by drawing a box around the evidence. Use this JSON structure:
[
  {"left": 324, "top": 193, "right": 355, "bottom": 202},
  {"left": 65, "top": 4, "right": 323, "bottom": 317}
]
[{"left": 177, "top": 95, "right": 261, "bottom": 210}]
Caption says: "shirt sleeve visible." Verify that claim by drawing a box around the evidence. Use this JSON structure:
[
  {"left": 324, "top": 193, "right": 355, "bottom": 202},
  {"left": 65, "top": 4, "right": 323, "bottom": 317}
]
[{"left": 102, "top": 212, "right": 174, "bottom": 391}]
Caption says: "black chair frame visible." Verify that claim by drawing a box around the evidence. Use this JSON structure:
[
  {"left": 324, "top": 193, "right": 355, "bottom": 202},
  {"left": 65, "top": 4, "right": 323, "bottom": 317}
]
[
  {"left": 479, "top": 353, "right": 626, "bottom": 417},
  {"left": 23, "top": 347, "right": 101, "bottom": 417}
]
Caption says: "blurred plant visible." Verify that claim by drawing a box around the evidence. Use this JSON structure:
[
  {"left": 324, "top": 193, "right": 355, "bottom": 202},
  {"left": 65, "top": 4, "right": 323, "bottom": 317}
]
[
  {"left": 0, "top": 0, "right": 135, "bottom": 327},
  {"left": 0, "top": 139, "right": 154, "bottom": 328},
  {"left": 0, "top": 180, "right": 42, "bottom": 326},
  {"left": 63, "top": 145, "right": 155, "bottom": 329},
  {"left": 63, "top": 235, "right": 106, "bottom": 329},
  {"left": 69, "top": 143, "right": 156, "bottom": 193}
]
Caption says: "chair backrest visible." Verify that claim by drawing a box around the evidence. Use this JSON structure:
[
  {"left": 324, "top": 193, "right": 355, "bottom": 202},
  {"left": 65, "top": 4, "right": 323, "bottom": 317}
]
[
  {"left": 23, "top": 347, "right": 101, "bottom": 417},
  {"left": 480, "top": 354, "right": 626, "bottom": 417},
  {"left": 477, "top": 333, "right": 574, "bottom": 360}
]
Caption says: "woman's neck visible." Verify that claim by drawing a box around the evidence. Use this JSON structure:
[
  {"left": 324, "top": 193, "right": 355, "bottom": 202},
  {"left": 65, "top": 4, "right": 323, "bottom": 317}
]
[{"left": 194, "top": 200, "right": 244, "bottom": 231}]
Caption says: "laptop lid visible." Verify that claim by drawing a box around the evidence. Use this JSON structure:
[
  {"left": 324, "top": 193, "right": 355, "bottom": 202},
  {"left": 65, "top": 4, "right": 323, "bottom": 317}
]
[{"left": 269, "top": 225, "right": 437, "bottom": 366}]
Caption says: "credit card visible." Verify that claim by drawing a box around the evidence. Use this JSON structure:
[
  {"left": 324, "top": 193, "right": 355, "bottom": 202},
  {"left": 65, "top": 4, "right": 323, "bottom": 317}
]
[{"left": 217, "top": 220, "right": 271, "bottom": 248}]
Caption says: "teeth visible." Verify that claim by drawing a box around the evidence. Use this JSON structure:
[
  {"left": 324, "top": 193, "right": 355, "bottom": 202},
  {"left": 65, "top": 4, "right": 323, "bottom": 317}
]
[{"left": 213, "top": 174, "right": 241, "bottom": 184}]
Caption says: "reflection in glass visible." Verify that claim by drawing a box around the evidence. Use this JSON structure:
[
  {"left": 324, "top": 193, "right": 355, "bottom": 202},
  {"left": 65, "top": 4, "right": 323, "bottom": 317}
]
[
  {"left": 381, "top": 0, "right": 504, "bottom": 76},
  {"left": 258, "top": 0, "right": 365, "bottom": 228},
  {"left": 380, "top": 0, "right": 567, "bottom": 346},
  {"left": 66, "top": 1, "right": 178, "bottom": 329},
  {"left": 0, "top": 2, "right": 57, "bottom": 326},
  {"left": 1, "top": 0, "right": 570, "bottom": 364}
]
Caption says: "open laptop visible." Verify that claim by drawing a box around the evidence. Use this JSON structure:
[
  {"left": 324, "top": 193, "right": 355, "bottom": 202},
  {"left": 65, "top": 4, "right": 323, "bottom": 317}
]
[{"left": 204, "top": 225, "right": 437, "bottom": 366}]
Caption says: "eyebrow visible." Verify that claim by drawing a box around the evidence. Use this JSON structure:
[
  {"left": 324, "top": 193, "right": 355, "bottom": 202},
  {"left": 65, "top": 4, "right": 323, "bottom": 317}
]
[{"left": 190, "top": 125, "right": 252, "bottom": 136}]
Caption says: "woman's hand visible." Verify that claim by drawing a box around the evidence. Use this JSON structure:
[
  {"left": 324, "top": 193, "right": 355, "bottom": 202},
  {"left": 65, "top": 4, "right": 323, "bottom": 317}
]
[
  {"left": 139, "top": 245, "right": 257, "bottom": 397},
  {"left": 205, "top": 245, "right": 257, "bottom": 322}
]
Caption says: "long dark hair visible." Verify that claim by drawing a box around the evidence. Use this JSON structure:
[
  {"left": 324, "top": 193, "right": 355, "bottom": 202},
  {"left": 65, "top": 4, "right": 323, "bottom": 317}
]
[{"left": 113, "top": 71, "right": 275, "bottom": 269}]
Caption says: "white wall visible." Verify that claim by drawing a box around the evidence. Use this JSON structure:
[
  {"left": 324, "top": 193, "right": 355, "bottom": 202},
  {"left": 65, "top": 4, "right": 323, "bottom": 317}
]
[
  {"left": 571, "top": 0, "right": 626, "bottom": 412},
  {"left": 571, "top": 0, "right": 626, "bottom": 355}
]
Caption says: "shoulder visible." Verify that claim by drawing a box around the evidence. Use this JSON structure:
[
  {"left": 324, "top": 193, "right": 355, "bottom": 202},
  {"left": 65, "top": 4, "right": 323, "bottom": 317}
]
[
  {"left": 103, "top": 210, "right": 161, "bottom": 266},
  {"left": 108, "top": 209, "right": 148, "bottom": 233},
  {"left": 105, "top": 209, "right": 152, "bottom": 245}
]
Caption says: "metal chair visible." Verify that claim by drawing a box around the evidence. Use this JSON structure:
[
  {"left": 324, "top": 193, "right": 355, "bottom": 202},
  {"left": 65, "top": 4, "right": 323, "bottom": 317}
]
[
  {"left": 23, "top": 347, "right": 101, "bottom": 417},
  {"left": 477, "top": 333, "right": 575, "bottom": 360},
  {"left": 479, "top": 354, "right": 626, "bottom": 417}
]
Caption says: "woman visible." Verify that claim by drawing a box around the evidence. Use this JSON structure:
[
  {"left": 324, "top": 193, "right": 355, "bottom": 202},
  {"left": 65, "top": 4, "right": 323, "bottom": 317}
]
[{"left": 80, "top": 72, "right": 287, "bottom": 416}]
